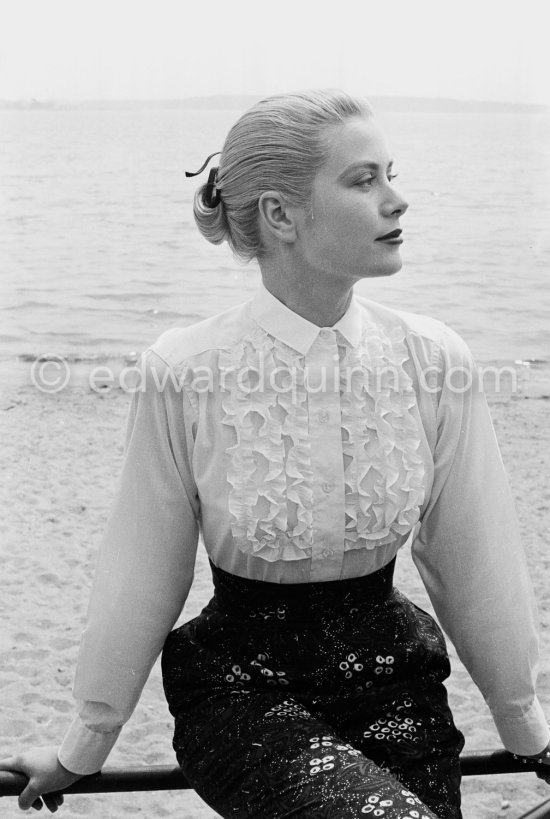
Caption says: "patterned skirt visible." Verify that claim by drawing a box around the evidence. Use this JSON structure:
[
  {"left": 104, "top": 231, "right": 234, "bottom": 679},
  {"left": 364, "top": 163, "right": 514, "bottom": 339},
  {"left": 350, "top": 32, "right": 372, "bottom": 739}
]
[{"left": 161, "top": 558, "right": 465, "bottom": 819}]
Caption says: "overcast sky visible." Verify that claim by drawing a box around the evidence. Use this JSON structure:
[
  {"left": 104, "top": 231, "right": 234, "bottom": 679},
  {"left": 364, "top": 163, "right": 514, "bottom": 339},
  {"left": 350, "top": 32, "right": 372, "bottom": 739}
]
[{"left": 1, "top": 0, "right": 549, "bottom": 105}]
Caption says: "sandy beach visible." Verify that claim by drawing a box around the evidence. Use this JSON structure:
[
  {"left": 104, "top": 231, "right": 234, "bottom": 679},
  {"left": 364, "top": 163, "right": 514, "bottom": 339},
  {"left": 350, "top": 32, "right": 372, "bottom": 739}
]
[{"left": 1, "top": 382, "right": 549, "bottom": 819}]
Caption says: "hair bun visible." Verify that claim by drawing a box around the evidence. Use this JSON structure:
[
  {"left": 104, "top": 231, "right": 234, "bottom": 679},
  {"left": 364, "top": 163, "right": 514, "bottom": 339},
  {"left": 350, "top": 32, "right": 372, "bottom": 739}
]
[{"left": 193, "top": 184, "right": 229, "bottom": 246}]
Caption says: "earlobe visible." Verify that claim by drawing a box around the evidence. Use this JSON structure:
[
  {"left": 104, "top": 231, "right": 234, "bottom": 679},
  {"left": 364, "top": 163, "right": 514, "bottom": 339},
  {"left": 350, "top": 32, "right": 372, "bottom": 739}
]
[{"left": 258, "top": 191, "right": 298, "bottom": 245}]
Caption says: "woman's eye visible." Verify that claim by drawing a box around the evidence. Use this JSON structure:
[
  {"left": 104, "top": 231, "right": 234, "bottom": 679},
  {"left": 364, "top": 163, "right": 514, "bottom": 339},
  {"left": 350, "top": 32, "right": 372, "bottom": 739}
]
[
  {"left": 356, "top": 172, "right": 398, "bottom": 188},
  {"left": 357, "top": 175, "right": 376, "bottom": 187}
]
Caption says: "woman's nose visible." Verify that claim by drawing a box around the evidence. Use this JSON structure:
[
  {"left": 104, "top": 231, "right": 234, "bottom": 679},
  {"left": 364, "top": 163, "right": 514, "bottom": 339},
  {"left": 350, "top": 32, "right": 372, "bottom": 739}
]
[{"left": 382, "top": 189, "right": 409, "bottom": 217}]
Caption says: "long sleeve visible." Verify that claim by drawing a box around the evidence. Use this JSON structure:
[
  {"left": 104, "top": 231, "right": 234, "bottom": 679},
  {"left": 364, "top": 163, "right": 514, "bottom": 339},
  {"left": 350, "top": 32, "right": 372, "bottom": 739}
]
[
  {"left": 412, "top": 328, "right": 549, "bottom": 756},
  {"left": 58, "top": 350, "right": 200, "bottom": 774}
]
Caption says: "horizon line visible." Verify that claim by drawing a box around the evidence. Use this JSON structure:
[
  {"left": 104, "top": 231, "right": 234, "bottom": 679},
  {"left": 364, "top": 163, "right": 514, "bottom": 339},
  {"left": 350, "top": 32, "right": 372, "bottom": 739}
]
[{"left": 1, "top": 93, "right": 549, "bottom": 111}]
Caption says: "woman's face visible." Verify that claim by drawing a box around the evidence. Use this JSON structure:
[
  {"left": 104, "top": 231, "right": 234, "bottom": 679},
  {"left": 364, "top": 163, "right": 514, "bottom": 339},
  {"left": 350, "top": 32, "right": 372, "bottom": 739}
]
[{"left": 294, "top": 115, "right": 409, "bottom": 283}]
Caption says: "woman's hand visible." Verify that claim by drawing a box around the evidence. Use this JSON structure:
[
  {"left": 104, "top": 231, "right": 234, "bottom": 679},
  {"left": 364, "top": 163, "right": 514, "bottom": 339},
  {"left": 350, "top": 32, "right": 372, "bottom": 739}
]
[{"left": 0, "top": 746, "right": 84, "bottom": 812}]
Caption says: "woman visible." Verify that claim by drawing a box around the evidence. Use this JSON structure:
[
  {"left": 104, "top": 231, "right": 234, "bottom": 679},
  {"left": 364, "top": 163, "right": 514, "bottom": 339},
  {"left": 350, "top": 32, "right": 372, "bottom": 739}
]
[{"left": 1, "top": 89, "right": 549, "bottom": 818}]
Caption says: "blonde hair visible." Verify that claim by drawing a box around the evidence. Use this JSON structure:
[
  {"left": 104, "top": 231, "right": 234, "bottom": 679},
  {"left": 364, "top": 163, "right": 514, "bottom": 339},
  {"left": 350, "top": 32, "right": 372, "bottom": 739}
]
[{"left": 193, "top": 89, "right": 373, "bottom": 261}]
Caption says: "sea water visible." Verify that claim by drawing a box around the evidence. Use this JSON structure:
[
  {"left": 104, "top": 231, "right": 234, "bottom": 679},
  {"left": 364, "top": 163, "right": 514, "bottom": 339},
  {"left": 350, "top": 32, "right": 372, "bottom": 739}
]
[{"left": 1, "top": 105, "right": 549, "bottom": 395}]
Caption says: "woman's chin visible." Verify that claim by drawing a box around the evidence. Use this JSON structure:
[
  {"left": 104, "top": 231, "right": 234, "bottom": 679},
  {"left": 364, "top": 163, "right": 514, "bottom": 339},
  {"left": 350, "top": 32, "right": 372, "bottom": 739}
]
[{"left": 359, "top": 261, "right": 403, "bottom": 280}]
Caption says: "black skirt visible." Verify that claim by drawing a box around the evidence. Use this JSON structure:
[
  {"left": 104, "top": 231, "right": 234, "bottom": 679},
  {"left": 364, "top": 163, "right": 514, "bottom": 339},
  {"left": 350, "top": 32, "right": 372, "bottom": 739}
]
[{"left": 162, "top": 558, "right": 464, "bottom": 819}]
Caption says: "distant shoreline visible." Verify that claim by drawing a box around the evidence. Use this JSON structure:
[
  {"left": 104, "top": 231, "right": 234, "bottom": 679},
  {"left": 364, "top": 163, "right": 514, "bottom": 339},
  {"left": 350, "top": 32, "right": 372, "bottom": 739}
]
[{"left": 1, "top": 95, "right": 549, "bottom": 114}]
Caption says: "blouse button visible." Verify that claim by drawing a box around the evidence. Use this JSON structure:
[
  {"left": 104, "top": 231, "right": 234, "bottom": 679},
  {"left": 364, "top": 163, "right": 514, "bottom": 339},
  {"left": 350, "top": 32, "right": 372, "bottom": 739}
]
[
  {"left": 318, "top": 410, "right": 329, "bottom": 424},
  {"left": 322, "top": 482, "right": 334, "bottom": 494}
]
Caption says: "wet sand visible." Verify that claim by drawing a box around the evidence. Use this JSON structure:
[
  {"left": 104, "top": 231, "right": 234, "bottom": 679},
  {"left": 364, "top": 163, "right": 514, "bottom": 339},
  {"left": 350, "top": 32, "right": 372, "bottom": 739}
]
[{"left": 1, "top": 384, "right": 549, "bottom": 818}]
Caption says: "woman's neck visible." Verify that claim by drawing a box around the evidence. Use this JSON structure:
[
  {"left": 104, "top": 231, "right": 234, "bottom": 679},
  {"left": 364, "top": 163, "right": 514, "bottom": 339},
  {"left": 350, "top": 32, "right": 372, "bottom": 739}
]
[{"left": 260, "top": 267, "right": 354, "bottom": 328}]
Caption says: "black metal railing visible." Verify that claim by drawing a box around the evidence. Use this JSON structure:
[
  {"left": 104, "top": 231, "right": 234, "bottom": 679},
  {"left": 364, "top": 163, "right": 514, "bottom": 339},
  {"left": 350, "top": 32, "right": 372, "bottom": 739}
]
[{"left": 1, "top": 750, "right": 550, "bottom": 817}]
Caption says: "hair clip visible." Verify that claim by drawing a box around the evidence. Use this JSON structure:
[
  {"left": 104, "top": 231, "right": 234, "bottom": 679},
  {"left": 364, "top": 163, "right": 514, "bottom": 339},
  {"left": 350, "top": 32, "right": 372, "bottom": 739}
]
[
  {"left": 203, "top": 167, "right": 221, "bottom": 208},
  {"left": 185, "top": 151, "right": 222, "bottom": 208},
  {"left": 185, "top": 151, "right": 221, "bottom": 178}
]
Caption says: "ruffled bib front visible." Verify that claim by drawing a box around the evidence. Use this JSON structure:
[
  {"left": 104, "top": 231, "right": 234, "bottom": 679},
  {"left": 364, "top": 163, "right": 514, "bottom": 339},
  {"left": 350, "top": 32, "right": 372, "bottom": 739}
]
[
  {"left": 219, "top": 320, "right": 426, "bottom": 562},
  {"left": 339, "top": 324, "right": 425, "bottom": 550}
]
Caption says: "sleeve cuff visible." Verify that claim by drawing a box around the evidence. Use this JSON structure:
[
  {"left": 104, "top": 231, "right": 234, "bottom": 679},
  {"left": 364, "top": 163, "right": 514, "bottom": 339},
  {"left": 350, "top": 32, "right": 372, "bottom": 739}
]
[
  {"left": 492, "top": 696, "right": 550, "bottom": 756},
  {"left": 57, "top": 714, "right": 122, "bottom": 775}
]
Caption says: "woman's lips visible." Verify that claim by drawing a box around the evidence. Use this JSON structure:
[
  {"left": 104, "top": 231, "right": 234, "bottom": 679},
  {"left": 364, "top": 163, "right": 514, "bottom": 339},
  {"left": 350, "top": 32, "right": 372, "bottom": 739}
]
[{"left": 376, "top": 228, "right": 403, "bottom": 242}]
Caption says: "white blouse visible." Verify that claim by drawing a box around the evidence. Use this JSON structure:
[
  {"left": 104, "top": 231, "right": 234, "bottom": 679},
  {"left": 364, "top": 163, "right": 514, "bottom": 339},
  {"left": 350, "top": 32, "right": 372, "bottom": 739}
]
[{"left": 58, "top": 283, "right": 549, "bottom": 774}]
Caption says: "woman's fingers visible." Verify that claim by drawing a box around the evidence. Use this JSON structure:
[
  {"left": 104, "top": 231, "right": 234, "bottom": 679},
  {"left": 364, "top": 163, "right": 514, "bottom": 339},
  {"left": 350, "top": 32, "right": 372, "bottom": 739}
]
[
  {"left": 19, "top": 781, "right": 42, "bottom": 810},
  {"left": 1, "top": 746, "right": 81, "bottom": 811},
  {"left": 1, "top": 760, "right": 60, "bottom": 812},
  {"left": 22, "top": 785, "right": 66, "bottom": 813},
  {"left": 0, "top": 756, "right": 38, "bottom": 810},
  {"left": 1, "top": 761, "right": 40, "bottom": 811},
  {"left": 22, "top": 785, "right": 64, "bottom": 813},
  {"left": 42, "top": 792, "right": 64, "bottom": 813}
]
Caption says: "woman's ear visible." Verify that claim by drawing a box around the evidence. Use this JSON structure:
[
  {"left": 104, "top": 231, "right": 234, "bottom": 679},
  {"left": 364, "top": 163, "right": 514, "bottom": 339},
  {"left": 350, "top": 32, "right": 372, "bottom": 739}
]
[{"left": 258, "top": 191, "right": 299, "bottom": 245}]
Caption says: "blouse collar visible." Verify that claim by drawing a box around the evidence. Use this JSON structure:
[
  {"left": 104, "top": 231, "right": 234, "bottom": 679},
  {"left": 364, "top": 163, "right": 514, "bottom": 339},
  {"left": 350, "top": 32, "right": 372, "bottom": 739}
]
[{"left": 251, "top": 282, "right": 363, "bottom": 356}]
